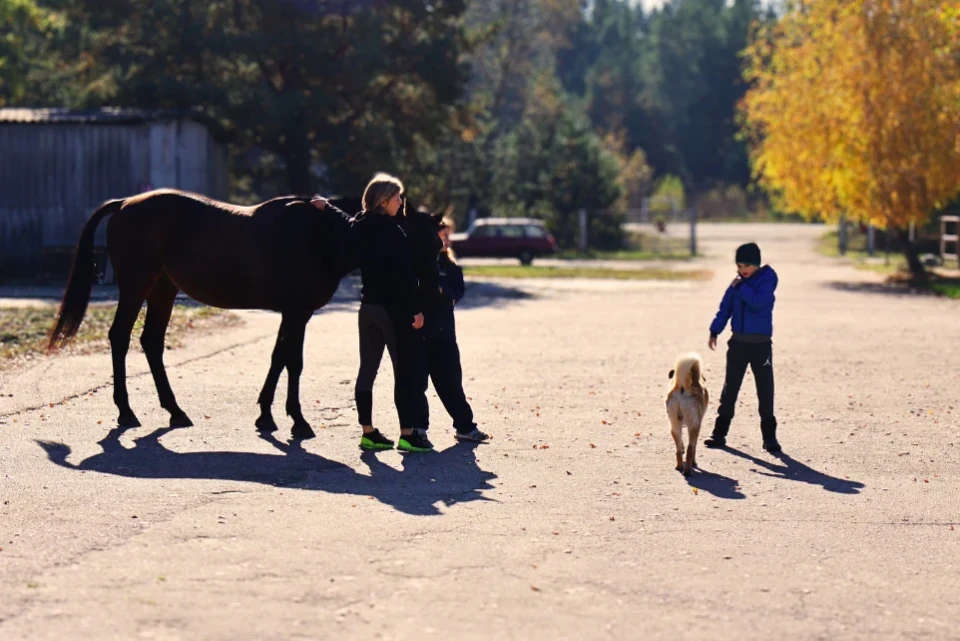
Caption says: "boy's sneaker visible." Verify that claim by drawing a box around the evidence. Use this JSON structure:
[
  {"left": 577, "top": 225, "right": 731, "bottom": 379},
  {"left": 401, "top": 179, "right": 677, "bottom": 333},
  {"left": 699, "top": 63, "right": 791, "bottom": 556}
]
[
  {"left": 762, "top": 439, "right": 782, "bottom": 454},
  {"left": 454, "top": 428, "right": 491, "bottom": 443},
  {"left": 704, "top": 436, "right": 727, "bottom": 448},
  {"left": 398, "top": 429, "right": 434, "bottom": 453},
  {"left": 360, "top": 429, "right": 394, "bottom": 450}
]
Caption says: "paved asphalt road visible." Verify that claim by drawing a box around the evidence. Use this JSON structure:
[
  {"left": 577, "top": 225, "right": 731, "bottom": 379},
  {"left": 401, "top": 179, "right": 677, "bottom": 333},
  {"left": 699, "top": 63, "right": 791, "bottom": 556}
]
[{"left": 1, "top": 223, "right": 958, "bottom": 640}]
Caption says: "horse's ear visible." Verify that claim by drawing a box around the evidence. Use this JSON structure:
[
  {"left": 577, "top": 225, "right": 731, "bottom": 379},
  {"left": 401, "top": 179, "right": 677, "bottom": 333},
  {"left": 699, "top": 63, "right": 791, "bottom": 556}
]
[{"left": 432, "top": 212, "right": 445, "bottom": 225}]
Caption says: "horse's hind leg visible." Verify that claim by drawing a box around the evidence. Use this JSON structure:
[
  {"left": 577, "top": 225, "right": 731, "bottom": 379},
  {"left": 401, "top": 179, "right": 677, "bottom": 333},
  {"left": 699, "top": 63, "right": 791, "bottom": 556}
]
[
  {"left": 109, "top": 292, "right": 149, "bottom": 428},
  {"left": 141, "top": 276, "right": 192, "bottom": 428}
]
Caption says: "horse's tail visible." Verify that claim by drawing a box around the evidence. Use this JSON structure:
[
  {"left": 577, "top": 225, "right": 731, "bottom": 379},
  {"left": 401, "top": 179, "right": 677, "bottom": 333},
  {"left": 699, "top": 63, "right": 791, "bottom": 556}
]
[{"left": 48, "top": 199, "right": 123, "bottom": 350}]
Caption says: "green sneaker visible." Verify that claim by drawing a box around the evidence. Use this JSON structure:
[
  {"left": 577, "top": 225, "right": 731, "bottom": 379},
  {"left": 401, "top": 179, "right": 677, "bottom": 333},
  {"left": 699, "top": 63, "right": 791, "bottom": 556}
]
[
  {"left": 397, "top": 430, "right": 434, "bottom": 453},
  {"left": 360, "top": 429, "right": 394, "bottom": 451}
]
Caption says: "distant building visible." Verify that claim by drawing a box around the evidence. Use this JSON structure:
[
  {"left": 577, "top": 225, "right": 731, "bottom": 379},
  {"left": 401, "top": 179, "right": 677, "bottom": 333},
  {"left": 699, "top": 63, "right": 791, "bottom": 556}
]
[{"left": 0, "top": 107, "right": 229, "bottom": 278}]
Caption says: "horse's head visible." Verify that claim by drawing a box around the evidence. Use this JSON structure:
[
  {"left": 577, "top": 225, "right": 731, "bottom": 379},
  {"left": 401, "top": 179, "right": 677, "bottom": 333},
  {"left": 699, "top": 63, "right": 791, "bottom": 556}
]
[
  {"left": 402, "top": 200, "right": 444, "bottom": 271},
  {"left": 401, "top": 201, "right": 444, "bottom": 307}
]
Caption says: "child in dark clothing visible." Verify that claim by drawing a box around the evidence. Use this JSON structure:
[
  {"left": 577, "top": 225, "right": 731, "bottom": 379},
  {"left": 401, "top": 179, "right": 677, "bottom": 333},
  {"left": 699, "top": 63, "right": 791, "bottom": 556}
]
[
  {"left": 705, "top": 242, "right": 781, "bottom": 453},
  {"left": 423, "top": 218, "right": 490, "bottom": 443}
]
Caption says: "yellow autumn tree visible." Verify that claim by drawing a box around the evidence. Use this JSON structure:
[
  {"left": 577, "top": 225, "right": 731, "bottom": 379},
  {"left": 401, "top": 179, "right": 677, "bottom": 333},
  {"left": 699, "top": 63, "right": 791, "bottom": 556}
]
[{"left": 739, "top": 0, "right": 960, "bottom": 277}]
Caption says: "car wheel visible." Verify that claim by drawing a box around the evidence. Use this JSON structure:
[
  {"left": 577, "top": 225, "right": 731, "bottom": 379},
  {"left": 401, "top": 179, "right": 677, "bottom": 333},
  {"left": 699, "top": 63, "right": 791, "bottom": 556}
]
[{"left": 519, "top": 251, "right": 534, "bottom": 266}]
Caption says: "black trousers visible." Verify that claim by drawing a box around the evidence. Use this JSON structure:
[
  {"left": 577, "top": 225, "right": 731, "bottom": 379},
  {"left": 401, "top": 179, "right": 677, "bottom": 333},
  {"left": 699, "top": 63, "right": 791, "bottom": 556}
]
[
  {"left": 426, "top": 339, "right": 476, "bottom": 433},
  {"left": 712, "top": 338, "right": 778, "bottom": 441},
  {"left": 355, "top": 304, "right": 430, "bottom": 430}
]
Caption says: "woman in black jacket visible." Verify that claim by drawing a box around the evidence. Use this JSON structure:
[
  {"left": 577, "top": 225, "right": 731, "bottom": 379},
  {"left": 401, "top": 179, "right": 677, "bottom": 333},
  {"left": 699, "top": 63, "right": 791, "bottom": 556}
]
[
  {"left": 317, "top": 173, "right": 433, "bottom": 452},
  {"left": 423, "top": 218, "right": 489, "bottom": 443}
]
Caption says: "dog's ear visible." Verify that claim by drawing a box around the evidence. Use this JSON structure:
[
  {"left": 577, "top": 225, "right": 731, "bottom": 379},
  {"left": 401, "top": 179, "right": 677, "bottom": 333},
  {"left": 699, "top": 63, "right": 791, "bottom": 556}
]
[{"left": 668, "top": 369, "right": 675, "bottom": 379}]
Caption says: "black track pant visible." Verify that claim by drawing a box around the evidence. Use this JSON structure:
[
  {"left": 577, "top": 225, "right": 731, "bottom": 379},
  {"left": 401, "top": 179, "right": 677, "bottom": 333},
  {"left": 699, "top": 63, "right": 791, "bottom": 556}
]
[
  {"left": 711, "top": 338, "right": 777, "bottom": 441},
  {"left": 426, "top": 339, "right": 476, "bottom": 434},
  {"left": 355, "top": 304, "right": 429, "bottom": 430}
]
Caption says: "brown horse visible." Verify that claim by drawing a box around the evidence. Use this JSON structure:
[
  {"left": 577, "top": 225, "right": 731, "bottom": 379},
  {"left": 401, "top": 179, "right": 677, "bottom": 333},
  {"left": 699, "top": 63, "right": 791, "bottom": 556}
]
[{"left": 48, "top": 189, "right": 442, "bottom": 439}]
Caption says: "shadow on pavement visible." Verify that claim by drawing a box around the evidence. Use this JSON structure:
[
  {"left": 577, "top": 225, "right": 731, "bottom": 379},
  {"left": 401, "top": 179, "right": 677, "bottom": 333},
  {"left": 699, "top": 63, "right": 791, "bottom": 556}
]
[
  {"left": 685, "top": 468, "right": 746, "bottom": 500},
  {"left": 822, "top": 280, "right": 930, "bottom": 298},
  {"left": 36, "top": 426, "right": 497, "bottom": 517},
  {"left": 723, "top": 446, "right": 865, "bottom": 494}
]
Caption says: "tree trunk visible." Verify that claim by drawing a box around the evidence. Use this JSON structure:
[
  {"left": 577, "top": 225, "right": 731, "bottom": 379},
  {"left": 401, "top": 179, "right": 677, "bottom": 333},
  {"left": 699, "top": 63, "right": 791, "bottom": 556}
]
[{"left": 896, "top": 228, "right": 928, "bottom": 282}]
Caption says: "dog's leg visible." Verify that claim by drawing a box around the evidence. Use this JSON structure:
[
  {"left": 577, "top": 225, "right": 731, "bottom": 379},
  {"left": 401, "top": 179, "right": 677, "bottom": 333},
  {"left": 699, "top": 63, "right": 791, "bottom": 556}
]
[
  {"left": 685, "top": 422, "right": 701, "bottom": 476},
  {"left": 670, "top": 413, "right": 684, "bottom": 471}
]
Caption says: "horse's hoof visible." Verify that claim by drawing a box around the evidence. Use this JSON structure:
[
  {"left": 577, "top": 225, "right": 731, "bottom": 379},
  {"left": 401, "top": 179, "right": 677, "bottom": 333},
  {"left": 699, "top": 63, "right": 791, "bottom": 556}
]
[
  {"left": 675, "top": 464, "right": 684, "bottom": 472},
  {"left": 291, "top": 422, "right": 316, "bottom": 440},
  {"left": 117, "top": 412, "right": 141, "bottom": 428},
  {"left": 683, "top": 465, "right": 693, "bottom": 477},
  {"left": 255, "top": 416, "right": 278, "bottom": 433},
  {"left": 169, "top": 412, "right": 194, "bottom": 428}
]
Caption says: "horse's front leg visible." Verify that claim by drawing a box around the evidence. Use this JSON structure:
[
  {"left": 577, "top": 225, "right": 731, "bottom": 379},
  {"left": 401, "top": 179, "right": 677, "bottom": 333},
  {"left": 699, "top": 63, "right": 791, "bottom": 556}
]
[{"left": 255, "top": 316, "right": 288, "bottom": 433}]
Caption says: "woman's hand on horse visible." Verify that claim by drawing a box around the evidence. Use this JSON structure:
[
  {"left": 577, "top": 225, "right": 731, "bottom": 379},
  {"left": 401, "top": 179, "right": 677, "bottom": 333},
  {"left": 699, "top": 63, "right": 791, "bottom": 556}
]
[
  {"left": 310, "top": 196, "right": 328, "bottom": 210},
  {"left": 412, "top": 313, "right": 424, "bottom": 329}
]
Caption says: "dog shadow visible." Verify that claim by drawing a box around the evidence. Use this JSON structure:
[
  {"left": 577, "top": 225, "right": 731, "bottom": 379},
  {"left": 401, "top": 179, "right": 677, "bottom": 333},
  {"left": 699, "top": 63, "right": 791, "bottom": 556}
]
[
  {"left": 685, "top": 467, "right": 746, "bottom": 500},
  {"left": 723, "top": 446, "right": 865, "bottom": 495},
  {"left": 36, "top": 426, "right": 498, "bottom": 517}
]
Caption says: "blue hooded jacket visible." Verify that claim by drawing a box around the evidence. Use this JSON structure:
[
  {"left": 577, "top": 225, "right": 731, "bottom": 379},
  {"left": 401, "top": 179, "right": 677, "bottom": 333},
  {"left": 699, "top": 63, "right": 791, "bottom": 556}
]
[{"left": 709, "top": 265, "right": 778, "bottom": 337}]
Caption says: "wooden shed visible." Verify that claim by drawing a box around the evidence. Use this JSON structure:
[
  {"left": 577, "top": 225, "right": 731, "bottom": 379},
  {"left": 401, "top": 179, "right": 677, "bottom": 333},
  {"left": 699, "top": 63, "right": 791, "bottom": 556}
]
[{"left": 0, "top": 107, "right": 229, "bottom": 278}]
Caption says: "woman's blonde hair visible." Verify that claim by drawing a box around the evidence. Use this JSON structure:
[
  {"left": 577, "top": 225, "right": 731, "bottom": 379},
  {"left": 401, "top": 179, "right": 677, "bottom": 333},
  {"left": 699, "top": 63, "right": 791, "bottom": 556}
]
[
  {"left": 439, "top": 216, "right": 458, "bottom": 263},
  {"left": 362, "top": 172, "right": 404, "bottom": 214}
]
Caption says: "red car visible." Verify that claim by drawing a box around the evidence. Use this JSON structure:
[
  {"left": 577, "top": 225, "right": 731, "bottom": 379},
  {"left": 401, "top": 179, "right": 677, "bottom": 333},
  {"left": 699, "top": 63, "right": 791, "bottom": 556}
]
[{"left": 450, "top": 218, "right": 558, "bottom": 265}]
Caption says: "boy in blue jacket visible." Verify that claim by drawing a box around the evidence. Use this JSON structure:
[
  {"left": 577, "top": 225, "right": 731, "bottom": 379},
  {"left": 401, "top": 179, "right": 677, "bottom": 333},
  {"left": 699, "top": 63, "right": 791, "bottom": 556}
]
[{"left": 705, "top": 242, "right": 781, "bottom": 453}]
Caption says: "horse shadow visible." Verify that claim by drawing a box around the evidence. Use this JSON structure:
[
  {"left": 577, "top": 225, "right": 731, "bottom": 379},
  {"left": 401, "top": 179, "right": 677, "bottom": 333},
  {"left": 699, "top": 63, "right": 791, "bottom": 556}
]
[
  {"left": 36, "top": 426, "right": 497, "bottom": 516},
  {"left": 723, "top": 446, "right": 865, "bottom": 495}
]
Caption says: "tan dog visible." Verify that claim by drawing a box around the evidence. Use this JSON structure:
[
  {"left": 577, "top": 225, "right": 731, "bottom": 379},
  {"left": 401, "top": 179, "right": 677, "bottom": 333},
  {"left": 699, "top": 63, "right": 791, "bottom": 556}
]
[{"left": 666, "top": 352, "right": 709, "bottom": 476}]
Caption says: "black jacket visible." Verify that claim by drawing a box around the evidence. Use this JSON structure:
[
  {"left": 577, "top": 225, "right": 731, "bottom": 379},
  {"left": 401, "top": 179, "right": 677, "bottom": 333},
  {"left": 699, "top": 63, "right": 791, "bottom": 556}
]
[
  {"left": 351, "top": 211, "right": 420, "bottom": 320},
  {"left": 424, "top": 253, "right": 465, "bottom": 341}
]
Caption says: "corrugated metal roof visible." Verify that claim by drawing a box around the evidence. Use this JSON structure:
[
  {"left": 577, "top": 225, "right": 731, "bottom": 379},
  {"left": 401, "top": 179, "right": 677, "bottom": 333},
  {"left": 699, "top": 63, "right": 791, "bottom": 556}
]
[{"left": 0, "top": 107, "right": 231, "bottom": 141}]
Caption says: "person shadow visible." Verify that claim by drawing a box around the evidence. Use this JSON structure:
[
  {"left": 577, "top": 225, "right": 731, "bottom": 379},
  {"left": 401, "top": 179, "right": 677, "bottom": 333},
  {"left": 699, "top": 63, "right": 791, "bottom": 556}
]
[
  {"left": 36, "top": 426, "right": 497, "bottom": 516},
  {"left": 723, "top": 446, "right": 865, "bottom": 495}
]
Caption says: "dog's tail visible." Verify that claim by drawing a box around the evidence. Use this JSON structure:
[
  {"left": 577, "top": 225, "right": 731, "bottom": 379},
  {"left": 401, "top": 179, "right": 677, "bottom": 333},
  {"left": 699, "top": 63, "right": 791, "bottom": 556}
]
[{"left": 668, "top": 352, "right": 704, "bottom": 393}]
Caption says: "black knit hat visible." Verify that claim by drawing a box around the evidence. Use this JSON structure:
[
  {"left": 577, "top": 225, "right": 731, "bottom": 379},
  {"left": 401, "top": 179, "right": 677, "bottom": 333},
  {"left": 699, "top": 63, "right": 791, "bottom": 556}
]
[{"left": 735, "top": 242, "right": 761, "bottom": 266}]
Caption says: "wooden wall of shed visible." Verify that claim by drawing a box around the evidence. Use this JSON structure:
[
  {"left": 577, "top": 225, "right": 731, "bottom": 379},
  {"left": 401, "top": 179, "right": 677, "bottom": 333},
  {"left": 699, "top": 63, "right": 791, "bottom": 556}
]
[
  {"left": 0, "top": 124, "right": 147, "bottom": 273},
  {"left": 0, "top": 118, "right": 230, "bottom": 278}
]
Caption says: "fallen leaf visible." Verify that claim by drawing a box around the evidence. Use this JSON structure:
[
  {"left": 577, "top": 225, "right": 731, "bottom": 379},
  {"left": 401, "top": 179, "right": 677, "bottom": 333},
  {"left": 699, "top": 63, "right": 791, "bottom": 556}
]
[
  {"left": 531, "top": 585, "right": 541, "bottom": 592},
  {"left": 601, "top": 420, "right": 607, "bottom": 425},
  {"left": 609, "top": 516, "right": 616, "bottom": 521},
  {"left": 590, "top": 443, "right": 597, "bottom": 449},
  {"left": 692, "top": 488, "right": 699, "bottom": 495}
]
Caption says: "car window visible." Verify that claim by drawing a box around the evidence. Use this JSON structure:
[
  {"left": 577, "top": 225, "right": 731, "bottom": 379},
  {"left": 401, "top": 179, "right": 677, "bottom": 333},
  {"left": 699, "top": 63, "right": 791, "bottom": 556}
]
[
  {"left": 471, "top": 225, "right": 496, "bottom": 238},
  {"left": 524, "top": 225, "right": 547, "bottom": 238},
  {"left": 500, "top": 225, "right": 524, "bottom": 238}
]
